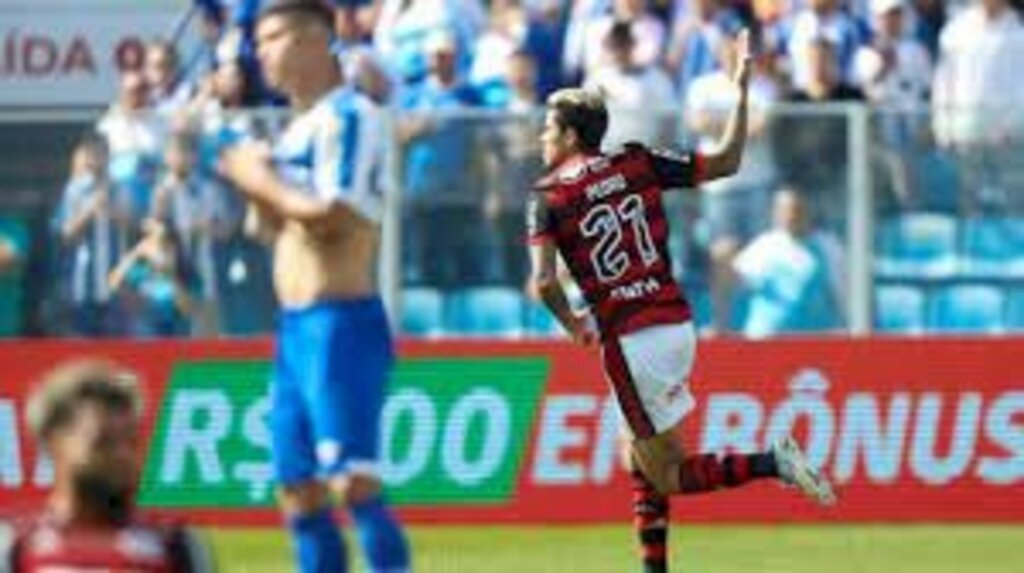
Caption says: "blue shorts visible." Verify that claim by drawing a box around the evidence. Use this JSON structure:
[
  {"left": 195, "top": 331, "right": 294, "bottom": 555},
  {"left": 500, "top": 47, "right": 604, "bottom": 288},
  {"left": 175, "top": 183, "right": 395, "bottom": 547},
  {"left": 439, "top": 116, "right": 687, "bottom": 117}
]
[{"left": 271, "top": 297, "right": 393, "bottom": 485}]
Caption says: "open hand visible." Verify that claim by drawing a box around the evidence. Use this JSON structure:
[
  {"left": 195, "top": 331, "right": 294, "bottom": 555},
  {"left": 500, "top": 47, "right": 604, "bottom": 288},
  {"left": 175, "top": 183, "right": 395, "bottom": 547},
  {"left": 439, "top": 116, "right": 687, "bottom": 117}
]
[{"left": 732, "top": 28, "right": 753, "bottom": 91}]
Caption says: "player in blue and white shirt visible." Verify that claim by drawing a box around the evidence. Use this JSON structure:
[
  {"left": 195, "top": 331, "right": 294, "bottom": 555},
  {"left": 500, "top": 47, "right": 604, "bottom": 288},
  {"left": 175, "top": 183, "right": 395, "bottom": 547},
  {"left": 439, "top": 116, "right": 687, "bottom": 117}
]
[{"left": 220, "top": 2, "right": 409, "bottom": 572}]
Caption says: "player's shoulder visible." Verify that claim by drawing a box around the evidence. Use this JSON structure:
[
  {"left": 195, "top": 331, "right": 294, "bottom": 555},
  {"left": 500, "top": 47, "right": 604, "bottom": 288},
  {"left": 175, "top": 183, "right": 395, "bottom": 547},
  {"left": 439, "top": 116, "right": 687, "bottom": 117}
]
[
  {"left": 606, "top": 141, "right": 650, "bottom": 157},
  {"left": 644, "top": 144, "right": 698, "bottom": 167},
  {"left": 534, "top": 146, "right": 642, "bottom": 191}
]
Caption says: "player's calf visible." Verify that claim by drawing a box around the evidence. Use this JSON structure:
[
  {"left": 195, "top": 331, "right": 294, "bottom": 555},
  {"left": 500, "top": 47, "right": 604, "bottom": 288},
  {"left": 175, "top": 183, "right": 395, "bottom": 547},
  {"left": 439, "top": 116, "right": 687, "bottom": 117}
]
[
  {"left": 329, "top": 475, "right": 411, "bottom": 573},
  {"left": 631, "top": 469, "right": 670, "bottom": 573},
  {"left": 277, "top": 482, "right": 348, "bottom": 573},
  {"left": 631, "top": 433, "right": 780, "bottom": 496}
]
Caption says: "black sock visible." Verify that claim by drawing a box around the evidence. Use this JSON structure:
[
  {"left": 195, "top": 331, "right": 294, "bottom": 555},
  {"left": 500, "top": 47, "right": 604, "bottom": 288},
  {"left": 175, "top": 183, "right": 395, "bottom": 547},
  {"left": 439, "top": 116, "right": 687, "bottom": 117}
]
[
  {"left": 749, "top": 452, "right": 779, "bottom": 479},
  {"left": 632, "top": 470, "right": 669, "bottom": 573}
]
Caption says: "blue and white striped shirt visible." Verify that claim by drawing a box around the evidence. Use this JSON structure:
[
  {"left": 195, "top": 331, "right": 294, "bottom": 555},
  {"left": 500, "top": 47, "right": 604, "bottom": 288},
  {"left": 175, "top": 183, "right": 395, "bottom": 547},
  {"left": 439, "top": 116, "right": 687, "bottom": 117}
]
[{"left": 273, "top": 85, "right": 385, "bottom": 224}]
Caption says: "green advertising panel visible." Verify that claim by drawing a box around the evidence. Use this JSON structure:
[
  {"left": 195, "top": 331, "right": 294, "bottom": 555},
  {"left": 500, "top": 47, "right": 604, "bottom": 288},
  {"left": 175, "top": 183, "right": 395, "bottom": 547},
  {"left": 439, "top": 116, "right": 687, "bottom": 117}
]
[{"left": 139, "top": 358, "right": 549, "bottom": 508}]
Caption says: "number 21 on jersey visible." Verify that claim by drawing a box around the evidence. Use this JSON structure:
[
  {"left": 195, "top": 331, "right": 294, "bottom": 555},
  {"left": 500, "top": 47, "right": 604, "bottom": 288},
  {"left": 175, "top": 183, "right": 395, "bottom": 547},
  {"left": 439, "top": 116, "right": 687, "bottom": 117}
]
[{"left": 579, "top": 194, "right": 659, "bottom": 283}]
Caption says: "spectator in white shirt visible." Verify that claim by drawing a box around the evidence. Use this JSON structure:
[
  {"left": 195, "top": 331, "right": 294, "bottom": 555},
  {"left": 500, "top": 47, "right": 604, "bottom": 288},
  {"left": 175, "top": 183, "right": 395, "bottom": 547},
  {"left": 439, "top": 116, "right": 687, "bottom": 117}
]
[
  {"left": 854, "top": 0, "right": 934, "bottom": 207},
  {"left": 578, "top": 0, "right": 668, "bottom": 79},
  {"left": 583, "top": 21, "right": 677, "bottom": 147},
  {"left": 933, "top": 0, "right": 1024, "bottom": 147},
  {"left": 786, "top": 0, "right": 867, "bottom": 94},
  {"left": 686, "top": 28, "right": 780, "bottom": 332},
  {"left": 144, "top": 41, "right": 194, "bottom": 117},
  {"left": 854, "top": 0, "right": 933, "bottom": 109},
  {"left": 732, "top": 187, "right": 847, "bottom": 338},
  {"left": 97, "top": 71, "right": 164, "bottom": 230},
  {"left": 932, "top": 0, "right": 1024, "bottom": 211}
]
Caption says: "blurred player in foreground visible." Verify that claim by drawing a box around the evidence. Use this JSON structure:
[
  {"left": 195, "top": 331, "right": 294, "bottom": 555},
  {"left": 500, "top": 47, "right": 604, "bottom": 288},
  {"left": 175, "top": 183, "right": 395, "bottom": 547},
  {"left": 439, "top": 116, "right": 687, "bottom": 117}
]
[
  {"left": 526, "top": 29, "right": 837, "bottom": 573},
  {"left": 219, "top": 1, "right": 409, "bottom": 572},
  {"left": 0, "top": 359, "right": 212, "bottom": 572}
]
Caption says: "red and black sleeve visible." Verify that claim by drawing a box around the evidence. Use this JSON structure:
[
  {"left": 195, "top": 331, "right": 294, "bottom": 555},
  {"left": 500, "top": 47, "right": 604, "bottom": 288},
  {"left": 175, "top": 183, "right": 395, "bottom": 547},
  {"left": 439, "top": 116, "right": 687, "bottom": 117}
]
[{"left": 647, "top": 147, "right": 705, "bottom": 189}]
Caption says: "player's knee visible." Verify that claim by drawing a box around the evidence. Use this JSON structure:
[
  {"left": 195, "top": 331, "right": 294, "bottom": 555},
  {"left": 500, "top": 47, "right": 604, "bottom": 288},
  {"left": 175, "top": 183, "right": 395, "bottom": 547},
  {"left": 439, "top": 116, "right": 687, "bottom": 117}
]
[
  {"left": 643, "top": 466, "right": 674, "bottom": 497},
  {"left": 328, "top": 474, "right": 382, "bottom": 506},
  {"left": 277, "top": 482, "right": 330, "bottom": 516},
  {"left": 632, "top": 452, "right": 675, "bottom": 495}
]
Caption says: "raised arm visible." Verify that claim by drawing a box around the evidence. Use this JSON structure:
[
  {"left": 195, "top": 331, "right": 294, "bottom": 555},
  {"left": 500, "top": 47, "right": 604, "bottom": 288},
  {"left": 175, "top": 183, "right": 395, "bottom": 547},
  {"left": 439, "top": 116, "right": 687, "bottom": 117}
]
[{"left": 700, "top": 28, "right": 751, "bottom": 182}]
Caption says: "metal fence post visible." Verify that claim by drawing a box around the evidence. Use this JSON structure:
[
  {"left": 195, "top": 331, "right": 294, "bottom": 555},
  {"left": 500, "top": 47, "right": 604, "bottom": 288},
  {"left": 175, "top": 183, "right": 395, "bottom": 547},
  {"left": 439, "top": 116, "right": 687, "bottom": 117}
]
[
  {"left": 847, "top": 104, "right": 874, "bottom": 335},
  {"left": 379, "top": 108, "right": 403, "bottom": 331}
]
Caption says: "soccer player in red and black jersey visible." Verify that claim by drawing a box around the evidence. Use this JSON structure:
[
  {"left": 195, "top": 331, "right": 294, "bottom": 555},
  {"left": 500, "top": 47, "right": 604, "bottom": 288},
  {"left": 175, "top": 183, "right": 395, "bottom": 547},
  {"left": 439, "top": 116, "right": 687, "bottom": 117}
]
[
  {"left": 0, "top": 360, "right": 212, "bottom": 572},
  {"left": 526, "top": 30, "right": 836, "bottom": 573}
]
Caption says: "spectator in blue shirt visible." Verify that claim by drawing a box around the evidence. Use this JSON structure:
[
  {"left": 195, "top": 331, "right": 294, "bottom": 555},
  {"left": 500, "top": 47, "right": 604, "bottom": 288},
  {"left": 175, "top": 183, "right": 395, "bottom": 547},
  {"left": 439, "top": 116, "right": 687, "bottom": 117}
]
[
  {"left": 0, "top": 216, "right": 28, "bottom": 337},
  {"left": 108, "top": 219, "right": 200, "bottom": 338},
  {"left": 151, "top": 133, "right": 231, "bottom": 334},
  {"left": 470, "top": 0, "right": 563, "bottom": 104},
  {"left": 397, "top": 32, "right": 480, "bottom": 194},
  {"left": 183, "top": 58, "right": 276, "bottom": 335},
  {"left": 333, "top": 3, "right": 395, "bottom": 103},
  {"left": 53, "top": 136, "right": 134, "bottom": 336},
  {"left": 396, "top": 31, "right": 483, "bottom": 286},
  {"left": 732, "top": 188, "right": 847, "bottom": 338},
  {"left": 375, "top": 0, "right": 472, "bottom": 86},
  {"left": 666, "top": 0, "right": 743, "bottom": 93}
]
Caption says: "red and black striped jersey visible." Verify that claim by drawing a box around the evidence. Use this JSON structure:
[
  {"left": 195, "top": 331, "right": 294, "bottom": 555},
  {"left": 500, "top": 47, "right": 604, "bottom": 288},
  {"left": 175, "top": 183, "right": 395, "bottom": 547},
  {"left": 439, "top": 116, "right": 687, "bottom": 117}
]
[
  {"left": 527, "top": 142, "right": 704, "bottom": 339},
  {"left": 2, "top": 513, "right": 213, "bottom": 573}
]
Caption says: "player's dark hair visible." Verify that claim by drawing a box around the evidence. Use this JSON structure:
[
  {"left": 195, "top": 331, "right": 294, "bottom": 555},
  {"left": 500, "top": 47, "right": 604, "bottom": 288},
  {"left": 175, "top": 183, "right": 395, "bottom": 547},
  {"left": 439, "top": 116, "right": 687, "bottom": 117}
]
[
  {"left": 27, "top": 360, "right": 142, "bottom": 442},
  {"left": 258, "top": 0, "right": 334, "bottom": 29},
  {"left": 546, "top": 88, "right": 609, "bottom": 152}
]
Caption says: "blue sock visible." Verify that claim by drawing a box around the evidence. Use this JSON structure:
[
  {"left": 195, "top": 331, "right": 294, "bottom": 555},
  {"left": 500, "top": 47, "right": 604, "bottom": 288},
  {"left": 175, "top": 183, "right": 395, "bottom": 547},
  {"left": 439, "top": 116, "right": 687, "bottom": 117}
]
[
  {"left": 289, "top": 508, "right": 347, "bottom": 573},
  {"left": 349, "top": 497, "right": 410, "bottom": 572}
]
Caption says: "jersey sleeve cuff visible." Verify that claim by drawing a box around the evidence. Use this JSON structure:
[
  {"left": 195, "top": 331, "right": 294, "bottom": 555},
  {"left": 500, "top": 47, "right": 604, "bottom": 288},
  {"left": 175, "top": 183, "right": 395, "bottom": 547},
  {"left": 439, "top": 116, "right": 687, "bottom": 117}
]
[{"left": 692, "top": 152, "right": 706, "bottom": 187}]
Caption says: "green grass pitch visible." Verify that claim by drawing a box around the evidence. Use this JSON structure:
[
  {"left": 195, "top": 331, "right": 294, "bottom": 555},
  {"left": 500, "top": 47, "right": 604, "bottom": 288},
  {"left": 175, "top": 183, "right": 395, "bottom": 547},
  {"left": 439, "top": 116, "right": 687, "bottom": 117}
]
[{"left": 208, "top": 524, "right": 1023, "bottom": 572}]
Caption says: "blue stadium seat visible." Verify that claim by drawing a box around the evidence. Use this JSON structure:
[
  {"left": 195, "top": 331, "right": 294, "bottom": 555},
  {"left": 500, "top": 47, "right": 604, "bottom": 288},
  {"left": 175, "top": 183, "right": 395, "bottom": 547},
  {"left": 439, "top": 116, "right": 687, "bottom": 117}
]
[
  {"left": 910, "top": 149, "right": 961, "bottom": 212},
  {"left": 687, "top": 286, "right": 714, "bottom": 330},
  {"left": 927, "top": 284, "right": 1006, "bottom": 334},
  {"left": 446, "top": 287, "right": 525, "bottom": 337},
  {"left": 400, "top": 287, "right": 445, "bottom": 337},
  {"left": 1008, "top": 289, "right": 1024, "bottom": 332},
  {"left": 874, "top": 284, "right": 926, "bottom": 334},
  {"left": 960, "top": 218, "right": 1024, "bottom": 278},
  {"left": 524, "top": 299, "right": 564, "bottom": 338},
  {"left": 875, "top": 213, "right": 958, "bottom": 279}
]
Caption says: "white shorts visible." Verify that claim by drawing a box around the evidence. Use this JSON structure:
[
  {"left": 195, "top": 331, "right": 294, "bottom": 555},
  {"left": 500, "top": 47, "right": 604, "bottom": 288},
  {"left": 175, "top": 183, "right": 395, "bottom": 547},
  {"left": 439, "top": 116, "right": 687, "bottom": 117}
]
[{"left": 601, "top": 321, "right": 697, "bottom": 439}]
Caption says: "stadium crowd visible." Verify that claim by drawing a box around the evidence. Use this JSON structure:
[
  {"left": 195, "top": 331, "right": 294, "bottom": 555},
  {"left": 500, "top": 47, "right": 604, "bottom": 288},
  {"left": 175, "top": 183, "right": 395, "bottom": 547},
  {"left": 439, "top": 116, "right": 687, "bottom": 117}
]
[{"left": 6, "top": 0, "right": 1022, "bottom": 338}]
